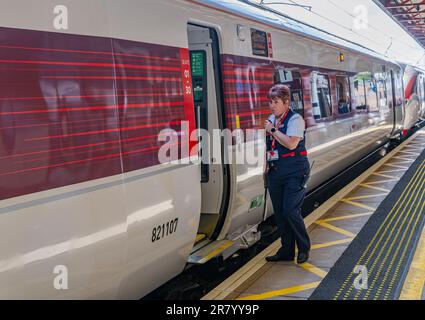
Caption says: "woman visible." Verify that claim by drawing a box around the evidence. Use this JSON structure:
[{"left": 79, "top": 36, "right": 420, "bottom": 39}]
[{"left": 264, "top": 84, "right": 311, "bottom": 264}]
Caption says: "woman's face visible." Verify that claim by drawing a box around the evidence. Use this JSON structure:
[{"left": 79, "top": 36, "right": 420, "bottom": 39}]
[{"left": 269, "top": 97, "right": 289, "bottom": 117}]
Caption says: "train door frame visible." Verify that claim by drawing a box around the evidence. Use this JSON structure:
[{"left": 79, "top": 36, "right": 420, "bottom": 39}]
[
  {"left": 390, "top": 69, "right": 398, "bottom": 135},
  {"left": 187, "top": 23, "right": 231, "bottom": 241}
]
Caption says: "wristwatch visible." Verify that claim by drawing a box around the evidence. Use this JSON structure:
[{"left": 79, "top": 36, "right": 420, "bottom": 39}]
[{"left": 270, "top": 127, "right": 277, "bottom": 134}]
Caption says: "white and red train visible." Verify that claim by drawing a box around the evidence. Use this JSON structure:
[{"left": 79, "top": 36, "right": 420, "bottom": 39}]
[{"left": 0, "top": 0, "right": 423, "bottom": 299}]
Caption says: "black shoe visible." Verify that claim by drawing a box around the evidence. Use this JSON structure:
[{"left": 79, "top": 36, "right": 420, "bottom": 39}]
[
  {"left": 265, "top": 254, "right": 294, "bottom": 262},
  {"left": 297, "top": 251, "right": 309, "bottom": 264}
]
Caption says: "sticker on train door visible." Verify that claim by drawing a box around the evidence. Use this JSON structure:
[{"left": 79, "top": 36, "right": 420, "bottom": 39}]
[{"left": 249, "top": 195, "right": 265, "bottom": 212}]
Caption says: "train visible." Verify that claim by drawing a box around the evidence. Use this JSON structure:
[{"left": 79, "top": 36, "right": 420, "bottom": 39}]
[{"left": 0, "top": 0, "right": 424, "bottom": 299}]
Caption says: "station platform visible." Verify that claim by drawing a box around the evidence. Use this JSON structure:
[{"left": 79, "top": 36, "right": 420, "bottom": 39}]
[{"left": 203, "top": 128, "right": 425, "bottom": 300}]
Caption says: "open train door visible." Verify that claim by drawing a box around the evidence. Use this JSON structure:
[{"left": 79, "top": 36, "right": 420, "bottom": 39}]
[{"left": 187, "top": 24, "right": 231, "bottom": 258}]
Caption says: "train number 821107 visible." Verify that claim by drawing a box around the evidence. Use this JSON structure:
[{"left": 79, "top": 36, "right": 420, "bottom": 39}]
[{"left": 152, "top": 218, "right": 179, "bottom": 243}]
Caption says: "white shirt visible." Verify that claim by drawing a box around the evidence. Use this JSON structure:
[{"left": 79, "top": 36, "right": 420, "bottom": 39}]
[{"left": 268, "top": 111, "right": 305, "bottom": 139}]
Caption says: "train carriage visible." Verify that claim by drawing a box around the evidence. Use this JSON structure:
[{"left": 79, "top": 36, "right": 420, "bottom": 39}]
[{"left": 0, "top": 0, "right": 422, "bottom": 299}]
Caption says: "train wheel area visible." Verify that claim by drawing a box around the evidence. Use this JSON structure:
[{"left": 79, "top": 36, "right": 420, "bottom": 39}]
[{"left": 202, "top": 128, "right": 425, "bottom": 301}]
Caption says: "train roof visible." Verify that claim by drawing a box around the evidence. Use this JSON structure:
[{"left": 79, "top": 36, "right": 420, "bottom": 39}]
[{"left": 195, "top": 0, "right": 399, "bottom": 67}]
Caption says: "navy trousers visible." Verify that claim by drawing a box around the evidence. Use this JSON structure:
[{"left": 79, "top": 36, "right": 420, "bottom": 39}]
[{"left": 267, "top": 168, "right": 311, "bottom": 258}]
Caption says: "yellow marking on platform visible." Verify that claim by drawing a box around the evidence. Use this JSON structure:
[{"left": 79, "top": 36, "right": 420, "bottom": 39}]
[
  {"left": 237, "top": 282, "right": 321, "bottom": 300},
  {"left": 383, "top": 163, "right": 409, "bottom": 169},
  {"left": 368, "top": 168, "right": 425, "bottom": 300},
  {"left": 196, "top": 234, "right": 206, "bottom": 243},
  {"left": 355, "top": 164, "right": 425, "bottom": 300},
  {"left": 400, "top": 226, "right": 425, "bottom": 300},
  {"left": 311, "top": 238, "right": 354, "bottom": 250},
  {"left": 300, "top": 263, "right": 328, "bottom": 278},
  {"left": 334, "top": 159, "right": 425, "bottom": 300},
  {"left": 372, "top": 172, "right": 397, "bottom": 179},
  {"left": 340, "top": 199, "right": 376, "bottom": 211},
  {"left": 317, "top": 212, "right": 374, "bottom": 223},
  {"left": 198, "top": 241, "right": 234, "bottom": 264},
  {"left": 344, "top": 193, "right": 388, "bottom": 201},
  {"left": 315, "top": 221, "right": 356, "bottom": 238},
  {"left": 359, "top": 184, "right": 391, "bottom": 192}
]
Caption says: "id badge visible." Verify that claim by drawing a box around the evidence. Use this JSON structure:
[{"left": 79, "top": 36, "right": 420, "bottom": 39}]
[{"left": 267, "top": 149, "right": 279, "bottom": 162}]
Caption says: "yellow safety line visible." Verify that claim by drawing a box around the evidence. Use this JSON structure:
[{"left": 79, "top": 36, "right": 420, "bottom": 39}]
[
  {"left": 334, "top": 159, "right": 425, "bottom": 300},
  {"left": 237, "top": 282, "right": 321, "bottom": 300},
  {"left": 300, "top": 263, "right": 328, "bottom": 278},
  {"left": 400, "top": 216, "right": 425, "bottom": 300},
  {"left": 382, "top": 189, "right": 425, "bottom": 299},
  {"left": 315, "top": 221, "right": 356, "bottom": 238},
  {"left": 196, "top": 234, "right": 206, "bottom": 243},
  {"left": 344, "top": 193, "right": 388, "bottom": 201},
  {"left": 311, "top": 238, "right": 354, "bottom": 250},
  {"left": 317, "top": 212, "right": 374, "bottom": 223},
  {"left": 198, "top": 241, "right": 234, "bottom": 264},
  {"left": 359, "top": 184, "right": 391, "bottom": 192},
  {"left": 340, "top": 199, "right": 376, "bottom": 212},
  {"left": 372, "top": 172, "right": 397, "bottom": 179},
  {"left": 366, "top": 168, "right": 425, "bottom": 300},
  {"left": 353, "top": 162, "right": 425, "bottom": 300},
  {"left": 335, "top": 160, "right": 425, "bottom": 300}
]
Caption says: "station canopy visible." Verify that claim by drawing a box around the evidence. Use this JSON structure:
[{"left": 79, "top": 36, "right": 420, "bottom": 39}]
[{"left": 374, "top": 0, "right": 425, "bottom": 48}]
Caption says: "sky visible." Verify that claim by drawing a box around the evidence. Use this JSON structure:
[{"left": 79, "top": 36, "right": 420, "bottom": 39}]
[{"left": 248, "top": 0, "right": 425, "bottom": 67}]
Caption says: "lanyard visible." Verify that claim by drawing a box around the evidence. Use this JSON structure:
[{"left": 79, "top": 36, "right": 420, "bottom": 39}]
[{"left": 271, "top": 111, "right": 289, "bottom": 150}]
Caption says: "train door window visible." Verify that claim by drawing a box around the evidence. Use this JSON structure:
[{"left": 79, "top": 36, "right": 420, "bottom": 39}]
[
  {"left": 311, "top": 72, "right": 332, "bottom": 119},
  {"left": 366, "top": 76, "right": 379, "bottom": 112},
  {"left": 290, "top": 71, "right": 305, "bottom": 116},
  {"left": 386, "top": 71, "right": 394, "bottom": 108},
  {"left": 274, "top": 68, "right": 304, "bottom": 116},
  {"left": 375, "top": 72, "right": 387, "bottom": 110},
  {"left": 352, "top": 72, "right": 368, "bottom": 112},
  {"left": 190, "top": 50, "right": 209, "bottom": 182},
  {"left": 336, "top": 75, "right": 351, "bottom": 114},
  {"left": 395, "top": 70, "right": 404, "bottom": 107}
]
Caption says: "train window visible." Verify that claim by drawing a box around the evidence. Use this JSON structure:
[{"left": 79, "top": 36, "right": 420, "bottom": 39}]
[
  {"left": 290, "top": 71, "right": 305, "bottom": 116},
  {"left": 336, "top": 76, "right": 352, "bottom": 114},
  {"left": 395, "top": 71, "right": 404, "bottom": 107},
  {"left": 386, "top": 71, "right": 394, "bottom": 108},
  {"left": 190, "top": 50, "right": 209, "bottom": 182},
  {"left": 352, "top": 72, "right": 369, "bottom": 112},
  {"left": 366, "top": 77, "right": 379, "bottom": 112},
  {"left": 274, "top": 68, "right": 304, "bottom": 116},
  {"left": 375, "top": 73, "right": 388, "bottom": 110},
  {"left": 311, "top": 72, "right": 332, "bottom": 119}
]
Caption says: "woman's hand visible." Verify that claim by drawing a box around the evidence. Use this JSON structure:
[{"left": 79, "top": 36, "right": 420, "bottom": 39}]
[{"left": 264, "top": 120, "right": 275, "bottom": 134}]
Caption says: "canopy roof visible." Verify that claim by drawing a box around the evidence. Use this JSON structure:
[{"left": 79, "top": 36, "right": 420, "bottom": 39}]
[{"left": 374, "top": 0, "right": 425, "bottom": 49}]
